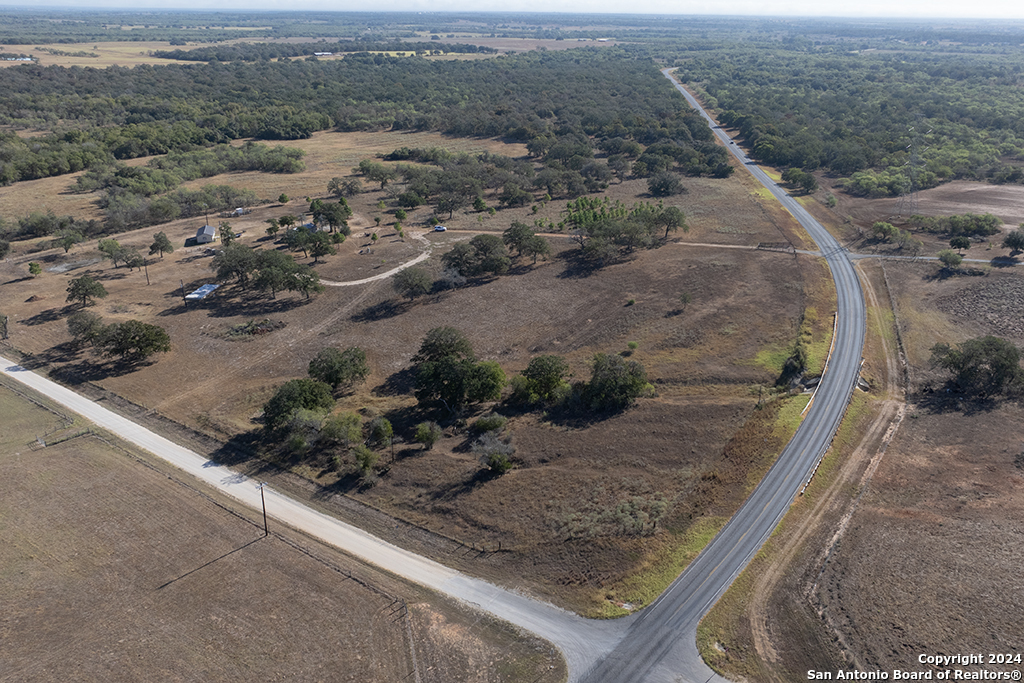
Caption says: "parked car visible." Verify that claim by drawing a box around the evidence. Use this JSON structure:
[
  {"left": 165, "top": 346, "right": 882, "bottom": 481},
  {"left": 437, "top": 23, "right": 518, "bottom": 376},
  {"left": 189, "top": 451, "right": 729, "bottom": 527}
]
[{"left": 433, "top": 225, "right": 447, "bottom": 232}]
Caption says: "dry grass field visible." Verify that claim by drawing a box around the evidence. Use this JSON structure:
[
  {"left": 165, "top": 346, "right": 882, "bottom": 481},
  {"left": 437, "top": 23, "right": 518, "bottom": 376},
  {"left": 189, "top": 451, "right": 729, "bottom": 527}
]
[
  {"left": 0, "top": 131, "right": 836, "bottom": 616},
  {"left": 0, "top": 33, "right": 609, "bottom": 71},
  {"left": 0, "top": 41, "right": 201, "bottom": 68},
  {"left": 0, "top": 380, "right": 564, "bottom": 683}
]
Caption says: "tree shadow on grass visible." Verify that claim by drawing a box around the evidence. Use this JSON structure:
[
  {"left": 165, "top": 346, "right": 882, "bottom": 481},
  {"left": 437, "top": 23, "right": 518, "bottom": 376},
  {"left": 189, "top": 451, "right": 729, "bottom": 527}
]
[
  {"left": 16, "top": 341, "right": 83, "bottom": 369},
  {"left": 392, "top": 445, "right": 424, "bottom": 463},
  {"left": 555, "top": 249, "right": 610, "bottom": 279},
  {"left": 308, "top": 469, "right": 364, "bottom": 500},
  {"left": 543, "top": 403, "right": 623, "bottom": 428},
  {"left": 915, "top": 386, "right": 1002, "bottom": 416},
  {"left": 48, "top": 356, "right": 157, "bottom": 383},
  {"left": 18, "top": 306, "right": 71, "bottom": 326},
  {"left": 93, "top": 270, "right": 130, "bottom": 281},
  {"left": 204, "top": 293, "right": 314, "bottom": 319},
  {"left": 507, "top": 262, "right": 537, "bottom": 277},
  {"left": 428, "top": 467, "right": 499, "bottom": 502},
  {"left": 922, "top": 266, "right": 988, "bottom": 282},
  {"left": 161, "top": 278, "right": 212, "bottom": 300},
  {"left": 352, "top": 299, "right": 405, "bottom": 323},
  {"left": 372, "top": 367, "right": 416, "bottom": 397}
]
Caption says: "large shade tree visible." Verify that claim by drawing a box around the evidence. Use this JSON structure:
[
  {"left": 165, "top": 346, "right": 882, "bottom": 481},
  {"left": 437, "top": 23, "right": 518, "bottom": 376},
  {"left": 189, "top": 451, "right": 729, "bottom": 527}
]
[{"left": 66, "top": 275, "right": 108, "bottom": 306}]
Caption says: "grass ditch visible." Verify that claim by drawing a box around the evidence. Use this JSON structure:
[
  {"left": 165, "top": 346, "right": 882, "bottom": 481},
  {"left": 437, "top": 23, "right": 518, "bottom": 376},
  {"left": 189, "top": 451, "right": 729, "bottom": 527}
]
[
  {"left": 596, "top": 391, "right": 812, "bottom": 619},
  {"left": 696, "top": 386, "right": 877, "bottom": 679},
  {"left": 752, "top": 306, "right": 832, "bottom": 380},
  {"left": 596, "top": 515, "right": 729, "bottom": 618}
]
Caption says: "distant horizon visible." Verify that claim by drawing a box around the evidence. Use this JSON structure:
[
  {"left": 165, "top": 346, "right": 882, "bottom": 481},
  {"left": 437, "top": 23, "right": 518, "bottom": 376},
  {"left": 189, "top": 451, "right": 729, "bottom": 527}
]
[{"left": 2, "top": 5, "right": 1024, "bottom": 22}]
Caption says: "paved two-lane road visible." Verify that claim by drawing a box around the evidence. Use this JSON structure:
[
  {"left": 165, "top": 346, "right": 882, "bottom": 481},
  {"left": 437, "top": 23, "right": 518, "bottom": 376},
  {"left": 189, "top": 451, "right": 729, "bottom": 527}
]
[{"left": 577, "top": 70, "right": 868, "bottom": 683}]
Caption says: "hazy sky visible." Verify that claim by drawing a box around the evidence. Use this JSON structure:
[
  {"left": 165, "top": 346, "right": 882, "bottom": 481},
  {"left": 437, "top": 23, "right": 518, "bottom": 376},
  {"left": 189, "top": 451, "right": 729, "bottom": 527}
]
[{"left": 6, "top": 0, "right": 1024, "bottom": 20}]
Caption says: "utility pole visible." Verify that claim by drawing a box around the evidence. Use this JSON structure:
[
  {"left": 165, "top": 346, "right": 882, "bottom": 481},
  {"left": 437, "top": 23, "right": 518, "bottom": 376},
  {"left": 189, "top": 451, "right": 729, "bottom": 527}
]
[
  {"left": 256, "top": 482, "right": 269, "bottom": 536},
  {"left": 143, "top": 258, "right": 150, "bottom": 286}
]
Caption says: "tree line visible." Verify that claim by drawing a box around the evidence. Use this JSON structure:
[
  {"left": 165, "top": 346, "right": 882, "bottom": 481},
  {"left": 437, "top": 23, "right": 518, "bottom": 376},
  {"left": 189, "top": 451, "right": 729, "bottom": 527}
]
[
  {"left": 152, "top": 40, "right": 498, "bottom": 62},
  {"left": 675, "top": 46, "right": 1024, "bottom": 195},
  {"left": 0, "top": 48, "right": 717, "bottom": 187},
  {"left": 72, "top": 142, "right": 304, "bottom": 196}
]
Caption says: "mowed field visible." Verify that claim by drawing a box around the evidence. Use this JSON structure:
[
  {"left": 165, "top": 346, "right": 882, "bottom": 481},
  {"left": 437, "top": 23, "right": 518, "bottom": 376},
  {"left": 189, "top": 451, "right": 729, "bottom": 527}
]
[
  {"left": 0, "top": 131, "right": 836, "bottom": 615},
  {"left": 0, "top": 381, "right": 564, "bottom": 682}
]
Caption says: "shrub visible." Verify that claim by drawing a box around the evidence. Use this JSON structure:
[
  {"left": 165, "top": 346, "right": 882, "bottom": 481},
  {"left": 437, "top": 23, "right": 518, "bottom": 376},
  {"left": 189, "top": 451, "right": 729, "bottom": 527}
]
[
  {"left": 521, "top": 355, "right": 569, "bottom": 401},
  {"left": 320, "top": 412, "right": 362, "bottom": 448},
  {"left": 938, "top": 249, "right": 963, "bottom": 270},
  {"left": 584, "top": 353, "right": 650, "bottom": 412},
  {"left": 308, "top": 346, "right": 369, "bottom": 389},
  {"left": 647, "top": 171, "right": 684, "bottom": 197},
  {"left": 262, "top": 378, "right": 334, "bottom": 430},
  {"left": 368, "top": 416, "right": 393, "bottom": 447},
  {"left": 415, "top": 421, "right": 443, "bottom": 449},
  {"left": 930, "top": 336, "right": 1022, "bottom": 396},
  {"left": 472, "top": 414, "right": 507, "bottom": 433},
  {"left": 351, "top": 444, "right": 379, "bottom": 473},
  {"left": 472, "top": 432, "right": 515, "bottom": 474}
]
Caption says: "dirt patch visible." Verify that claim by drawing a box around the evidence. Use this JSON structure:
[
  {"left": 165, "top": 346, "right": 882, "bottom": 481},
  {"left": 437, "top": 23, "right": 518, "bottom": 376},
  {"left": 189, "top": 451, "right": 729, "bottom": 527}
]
[
  {"left": 934, "top": 274, "right": 1024, "bottom": 340},
  {"left": 813, "top": 401, "right": 1024, "bottom": 675},
  {"left": 0, "top": 381, "right": 564, "bottom": 683}
]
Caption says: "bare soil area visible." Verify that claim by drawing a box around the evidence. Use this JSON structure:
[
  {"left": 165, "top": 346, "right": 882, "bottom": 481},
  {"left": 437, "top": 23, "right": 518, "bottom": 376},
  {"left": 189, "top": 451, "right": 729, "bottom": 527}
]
[
  {"left": 834, "top": 180, "right": 1024, "bottom": 229},
  {"left": 814, "top": 400, "right": 1024, "bottom": 675},
  {"left": 0, "top": 135, "right": 833, "bottom": 615},
  {"left": 0, "top": 381, "right": 563, "bottom": 683}
]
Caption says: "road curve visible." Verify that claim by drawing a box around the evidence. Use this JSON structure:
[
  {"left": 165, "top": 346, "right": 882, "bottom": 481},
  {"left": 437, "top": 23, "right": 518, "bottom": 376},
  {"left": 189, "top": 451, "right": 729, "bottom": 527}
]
[{"left": 578, "top": 71, "right": 868, "bottom": 683}]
